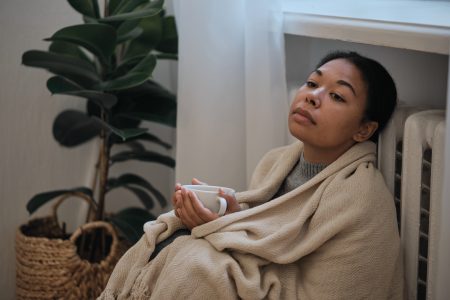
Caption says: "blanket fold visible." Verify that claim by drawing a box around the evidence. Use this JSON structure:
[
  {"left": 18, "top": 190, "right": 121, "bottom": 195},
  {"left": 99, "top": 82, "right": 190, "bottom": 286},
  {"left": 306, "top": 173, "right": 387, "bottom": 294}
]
[{"left": 99, "top": 141, "right": 403, "bottom": 300}]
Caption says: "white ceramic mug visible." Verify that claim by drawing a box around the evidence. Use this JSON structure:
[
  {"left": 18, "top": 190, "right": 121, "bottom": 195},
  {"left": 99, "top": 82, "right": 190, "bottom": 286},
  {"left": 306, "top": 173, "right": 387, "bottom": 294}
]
[{"left": 182, "top": 185, "right": 235, "bottom": 216}]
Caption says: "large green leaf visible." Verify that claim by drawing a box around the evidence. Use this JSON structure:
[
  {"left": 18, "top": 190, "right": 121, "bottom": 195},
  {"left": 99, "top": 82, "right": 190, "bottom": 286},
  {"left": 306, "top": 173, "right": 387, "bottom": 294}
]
[
  {"left": 113, "top": 79, "right": 177, "bottom": 126},
  {"left": 120, "top": 79, "right": 175, "bottom": 102},
  {"left": 112, "top": 0, "right": 148, "bottom": 15},
  {"left": 156, "top": 16, "right": 178, "bottom": 54},
  {"left": 129, "top": 52, "right": 157, "bottom": 73},
  {"left": 109, "top": 207, "right": 154, "bottom": 243},
  {"left": 110, "top": 0, "right": 163, "bottom": 16},
  {"left": 137, "top": 133, "right": 172, "bottom": 149},
  {"left": 27, "top": 187, "right": 93, "bottom": 215},
  {"left": 109, "top": 214, "right": 141, "bottom": 243},
  {"left": 22, "top": 50, "right": 99, "bottom": 88},
  {"left": 124, "top": 186, "right": 155, "bottom": 209},
  {"left": 117, "top": 19, "right": 141, "bottom": 36},
  {"left": 97, "top": 72, "right": 149, "bottom": 91},
  {"left": 113, "top": 54, "right": 146, "bottom": 76},
  {"left": 53, "top": 110, "right": 103, "bottom": 147},
  {"left": 108, "top": 173, "right": 167, "bottom": 207},
  {"left": 143, "top": 0, "right": 164, "bottom": 10},
  {"left": 83, "top": 15, "right": 99, "bottom": 24},
  {"left": 116, "top": 207, "right": 155, "bottom": 221},
  {"left": 124, "top": 14, "right": 162, "bottom": 59},
  {"left": 119, "top": 98, "right": 177, "bottom": 127},
  {"left": 101, "top": 7, "right": 161, "bottom": 22},
  {"left": 110, "top": 114, "right": 141, "bottom": 130},
  {"left": 123, "top": 141, "right": 146, "bottom": 152},
  {"left": 93, "top": 117, "right": 147, "bottom": 141},
  {"left": 124, "top": 12, "right": 174, "bottom": 58},
  {"left": 155, "top": 53, "right": 178, "bottom": 60},
  {"left": 116, "top": 19, "right": 143, "bottom": 43},
  {"left": 87, "top": 99, "right": 142, "bottom": 130},
  {"left": 108, "top": 0, "right": 123, "bottom": 15},
  {"left": 117, "top": 27, "right": 143, "bottom": 44},
  {"left": 96, "top": 54, "right": 156, "bottom": 91},
  {"left": 68, "top": 0, "right": 100, "bottom": 18},
  {"left": 44, "top": 24, "right": 117, "bottom": 65},
  {"left": 49, "top": 41, "right": 92, "bottom": 64},
  {"left": 120, "top": 132, "right": 171, "bottom": 149},
  {"left": 110, "top": 150, "right": 175, "bottom": 167},
  {"left": 121, "top": 110, "right": 176, "bottom": 127},
  {"left": 47, "top": 76, "right": 118, "bottom": 109}
]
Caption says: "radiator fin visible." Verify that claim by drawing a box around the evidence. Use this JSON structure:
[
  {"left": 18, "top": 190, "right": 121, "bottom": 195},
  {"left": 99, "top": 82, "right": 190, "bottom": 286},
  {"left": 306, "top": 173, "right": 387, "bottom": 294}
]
[
  {"left": 417, "top": 147, "right": 432, "bottom": 300},
  {"left": 394, "top": 141, "right": 403, "bottom": 230},
  {"left": 378, "top": 104, "right": 426, "bottom": 229},
  {"left": 400, "top": 110, "right": 445, "bottom": 300}
]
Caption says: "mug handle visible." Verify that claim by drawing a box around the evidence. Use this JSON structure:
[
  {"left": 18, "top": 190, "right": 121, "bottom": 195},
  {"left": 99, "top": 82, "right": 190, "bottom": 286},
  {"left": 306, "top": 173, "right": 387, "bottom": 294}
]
[{"left": 217, "top": 197, "right": 227, "bottom": 216}]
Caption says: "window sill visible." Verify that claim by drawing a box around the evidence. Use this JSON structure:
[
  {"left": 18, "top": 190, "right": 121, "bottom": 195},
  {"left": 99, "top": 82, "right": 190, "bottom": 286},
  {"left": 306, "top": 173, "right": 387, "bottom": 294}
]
[{"left": 282, "top": 0, "right": 450, "bottom": 54}]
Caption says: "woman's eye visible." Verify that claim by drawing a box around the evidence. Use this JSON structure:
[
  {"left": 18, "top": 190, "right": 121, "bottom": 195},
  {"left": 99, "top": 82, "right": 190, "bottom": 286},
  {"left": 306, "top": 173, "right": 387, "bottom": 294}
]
[
  {"left": 330, "top": 93, "right": 345, "bottom": 102},
  {"left": 306, "top": 81, "right": 317, "bottom": 88}
]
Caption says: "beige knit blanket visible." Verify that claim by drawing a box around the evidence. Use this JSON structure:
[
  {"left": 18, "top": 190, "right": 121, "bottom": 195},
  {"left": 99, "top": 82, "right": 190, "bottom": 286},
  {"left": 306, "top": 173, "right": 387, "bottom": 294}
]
[{"left": 99, "top": 141, "right": 403, "bottom": 299}]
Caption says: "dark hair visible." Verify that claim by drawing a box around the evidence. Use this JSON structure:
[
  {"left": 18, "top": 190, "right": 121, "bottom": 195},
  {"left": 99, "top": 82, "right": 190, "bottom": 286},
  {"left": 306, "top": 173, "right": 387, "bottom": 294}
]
[{"left": 316, "top": 51, "right": 397, "bottom": 142}]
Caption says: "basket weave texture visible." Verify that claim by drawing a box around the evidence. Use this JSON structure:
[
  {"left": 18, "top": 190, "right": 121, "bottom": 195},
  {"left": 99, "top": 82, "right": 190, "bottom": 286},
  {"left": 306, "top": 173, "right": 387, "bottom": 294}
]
[{"left": 15, "top": 195, "right": 127, "bottom": 299}]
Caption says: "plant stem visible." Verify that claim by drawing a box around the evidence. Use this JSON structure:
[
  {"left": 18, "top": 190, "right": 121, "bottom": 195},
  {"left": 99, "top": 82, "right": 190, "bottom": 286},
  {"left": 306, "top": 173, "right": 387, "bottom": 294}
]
[
  {"left": 90, "top": 112, "right": 110, "bottom": 262},
  {"left": 96, "top": 112, "right": 111, "bottom": 221},
  {"left": 86, "top": 147, "right": 101, "bottom": 223}
]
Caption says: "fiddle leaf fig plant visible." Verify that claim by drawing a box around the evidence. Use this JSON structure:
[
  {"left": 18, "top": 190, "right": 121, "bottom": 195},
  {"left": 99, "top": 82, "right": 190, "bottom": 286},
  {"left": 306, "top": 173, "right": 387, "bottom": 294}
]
[{"left": 22, "top": 0, "right": 177, "bottom": 245}]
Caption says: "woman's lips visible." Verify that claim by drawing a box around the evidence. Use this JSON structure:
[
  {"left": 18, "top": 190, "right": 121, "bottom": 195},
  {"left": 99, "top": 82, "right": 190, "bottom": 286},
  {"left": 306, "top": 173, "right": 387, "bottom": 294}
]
[{"left": 292, "top": 107, "right": 316, "bottom": 125}]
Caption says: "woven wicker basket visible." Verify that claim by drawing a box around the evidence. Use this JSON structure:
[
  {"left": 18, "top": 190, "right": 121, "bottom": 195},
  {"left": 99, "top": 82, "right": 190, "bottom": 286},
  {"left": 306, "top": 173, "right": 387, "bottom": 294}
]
[{"left": 15, "top": 193, "right": 127, "bottom": 299}]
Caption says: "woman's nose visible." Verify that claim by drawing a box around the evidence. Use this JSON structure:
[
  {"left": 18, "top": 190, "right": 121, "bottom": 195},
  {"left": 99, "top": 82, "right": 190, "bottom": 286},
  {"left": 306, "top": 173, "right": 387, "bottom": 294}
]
[
  {"left": 305, "top": 89, "right": 322, "bottom": 107},
  {"left": 306, "top": 97, "right": 318, "bottom": 107}
]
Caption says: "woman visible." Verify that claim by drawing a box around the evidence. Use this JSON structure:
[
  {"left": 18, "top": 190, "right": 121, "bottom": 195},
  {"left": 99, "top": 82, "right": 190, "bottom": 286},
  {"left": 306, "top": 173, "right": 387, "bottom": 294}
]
[{"left": 99, "top": 51, "right": 403, "bottom": 299}]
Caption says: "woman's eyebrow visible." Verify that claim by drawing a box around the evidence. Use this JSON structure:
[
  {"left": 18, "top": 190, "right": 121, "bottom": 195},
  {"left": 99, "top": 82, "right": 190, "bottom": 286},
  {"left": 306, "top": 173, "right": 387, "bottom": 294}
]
[
  {"left": 314, "top": 69, "right": 356, "bottom": 96},
  {"left": 337, "top": 80, "right": 356, "bottom": 96}
]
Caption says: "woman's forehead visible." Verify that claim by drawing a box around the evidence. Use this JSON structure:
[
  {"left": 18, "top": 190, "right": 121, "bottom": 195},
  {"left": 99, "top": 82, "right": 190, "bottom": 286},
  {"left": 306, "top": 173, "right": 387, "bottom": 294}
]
[
  {"left": 315, "top": 59, "right": 367, "bottom": 95},
  {"left": 317, "top": 59, "right": 361, "bottom": 80}
]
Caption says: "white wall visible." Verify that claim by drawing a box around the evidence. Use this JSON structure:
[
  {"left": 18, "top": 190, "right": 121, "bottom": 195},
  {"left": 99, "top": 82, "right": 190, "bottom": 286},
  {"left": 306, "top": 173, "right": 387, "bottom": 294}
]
[
  {"left": 0, "top": 1, "right": 177, "bottom": 298},
  {"left": 285, "top": 35, "right": 449, "bottom": 109}
]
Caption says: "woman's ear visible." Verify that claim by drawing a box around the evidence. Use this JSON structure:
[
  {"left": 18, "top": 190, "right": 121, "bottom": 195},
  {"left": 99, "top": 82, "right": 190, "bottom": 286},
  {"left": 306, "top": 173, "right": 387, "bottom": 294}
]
[{"left": 353, "top": 121, "right": 379, "bottom": 142}]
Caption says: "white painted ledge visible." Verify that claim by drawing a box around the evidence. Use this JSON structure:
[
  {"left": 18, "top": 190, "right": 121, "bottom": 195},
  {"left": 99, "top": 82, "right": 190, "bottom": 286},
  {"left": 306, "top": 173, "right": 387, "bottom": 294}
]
[{"left": 282, "top": 0, "right": 450, "bottom": 54}]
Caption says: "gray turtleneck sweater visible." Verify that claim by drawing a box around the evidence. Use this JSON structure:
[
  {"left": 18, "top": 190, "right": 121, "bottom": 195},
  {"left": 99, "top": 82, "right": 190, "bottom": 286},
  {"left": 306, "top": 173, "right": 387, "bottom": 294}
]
[{"left": 274, "top": 152, "right": 327, "bottom": 198}]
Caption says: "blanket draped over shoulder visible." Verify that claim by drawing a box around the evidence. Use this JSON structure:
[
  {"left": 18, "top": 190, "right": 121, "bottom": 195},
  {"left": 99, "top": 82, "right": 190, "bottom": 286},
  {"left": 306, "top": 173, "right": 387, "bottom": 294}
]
[{"left": 99, "top": 141, "right": 403, "bottom": 300}]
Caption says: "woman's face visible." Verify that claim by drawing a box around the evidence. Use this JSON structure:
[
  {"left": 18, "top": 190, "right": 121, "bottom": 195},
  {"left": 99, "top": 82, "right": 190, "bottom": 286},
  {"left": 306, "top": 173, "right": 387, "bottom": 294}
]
[{"left": 289, "top": 58, "right": 376, "bottom": 161}]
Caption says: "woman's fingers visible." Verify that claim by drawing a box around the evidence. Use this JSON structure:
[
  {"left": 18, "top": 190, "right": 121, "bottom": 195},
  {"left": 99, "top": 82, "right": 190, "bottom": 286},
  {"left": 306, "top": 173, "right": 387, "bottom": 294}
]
[
  {"left": 187, "top": 191, "right": 218, "bottom": 223},
  {"left": 192, "top": 178, "right": 207, "bottom": 185},
  {"left": 173, "top": 191, "right": 182, "bottom": 217},
  {"left": 175, "top": 184, "right": 230, "bottom": 227},
  {"left": 177, "top": 208, "right": 194, "bottom": 229},
  {"left": 180, "top": 188, "right": 205, "bottom": 227},
  {"left": 171, "top": 183, "right": 182, "bottom": 209},
  {"left": 218, "top": 188, "right": 241, "bottom": 215},
  {"left": 177, "top": 189, "right": 196, "bottom": 228}
]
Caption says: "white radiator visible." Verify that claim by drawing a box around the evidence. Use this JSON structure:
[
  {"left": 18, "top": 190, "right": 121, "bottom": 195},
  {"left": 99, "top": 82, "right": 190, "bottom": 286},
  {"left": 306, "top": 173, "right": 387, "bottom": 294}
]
[
  {"left": 379, "top": 108, "right": 446, "bottom": 300},
  {"left": 378, "top": 105, "right": 427, "bottom": 228}
]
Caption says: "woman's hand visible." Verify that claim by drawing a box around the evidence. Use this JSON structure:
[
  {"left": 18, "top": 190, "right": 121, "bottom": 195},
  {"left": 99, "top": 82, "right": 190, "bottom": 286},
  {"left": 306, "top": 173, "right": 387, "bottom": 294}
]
[
  {"left": 171, "top": 178, "right": 205, "bottom": 215},
  {"left": 171, "top": 178, "right": 241, "bottom": 230}
]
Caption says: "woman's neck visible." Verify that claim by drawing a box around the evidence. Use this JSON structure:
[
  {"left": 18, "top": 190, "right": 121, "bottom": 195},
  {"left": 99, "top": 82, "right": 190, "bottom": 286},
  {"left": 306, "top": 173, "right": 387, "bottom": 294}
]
[{"left": 302, "top": 141, "right": 357, "bottom": 165}]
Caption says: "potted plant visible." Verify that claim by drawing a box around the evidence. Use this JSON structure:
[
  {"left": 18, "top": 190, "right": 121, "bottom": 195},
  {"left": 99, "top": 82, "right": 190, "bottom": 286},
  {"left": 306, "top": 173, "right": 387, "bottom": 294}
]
[{"left": 16, "top": 0, "right": 177, "bottom": 298}]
